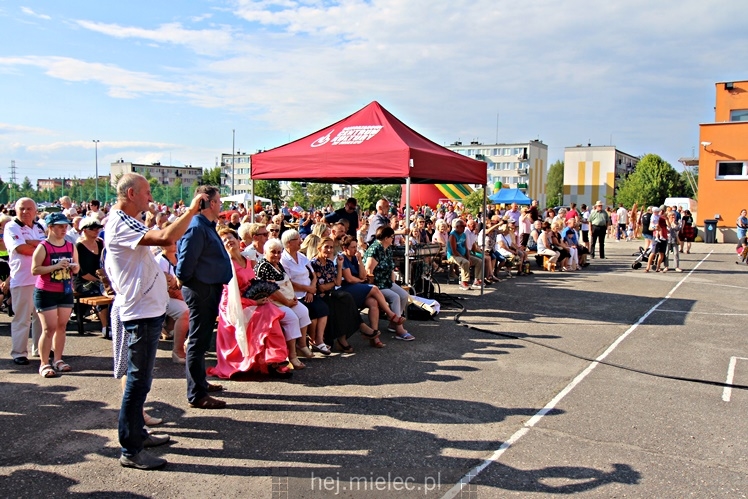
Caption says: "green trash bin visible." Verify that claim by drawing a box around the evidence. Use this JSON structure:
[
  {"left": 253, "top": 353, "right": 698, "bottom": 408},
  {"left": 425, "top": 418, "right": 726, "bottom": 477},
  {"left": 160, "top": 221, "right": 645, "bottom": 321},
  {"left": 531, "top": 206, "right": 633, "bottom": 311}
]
[{"left": 703, "top": 219, "right": 718, "bottom": 244}]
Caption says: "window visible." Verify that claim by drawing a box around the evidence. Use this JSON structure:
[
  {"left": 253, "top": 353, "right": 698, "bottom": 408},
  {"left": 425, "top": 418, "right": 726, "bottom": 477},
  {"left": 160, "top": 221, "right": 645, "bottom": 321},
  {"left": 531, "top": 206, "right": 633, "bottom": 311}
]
[
  {"left": 502, "top": 148, "right": 511, "bottom": 156},
  {"left": 716, "top": 161, "right": 748, "bottom": 179},
  {"left": 730, "top": 109, "right": 748, "bottom": 122}
]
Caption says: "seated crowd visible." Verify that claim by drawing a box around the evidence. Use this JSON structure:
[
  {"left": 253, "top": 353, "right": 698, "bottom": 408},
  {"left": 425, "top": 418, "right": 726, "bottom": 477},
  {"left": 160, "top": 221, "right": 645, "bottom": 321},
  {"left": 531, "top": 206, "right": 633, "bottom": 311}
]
[{"left": 3, "top": 195, "right": 601, "bottom": 383}]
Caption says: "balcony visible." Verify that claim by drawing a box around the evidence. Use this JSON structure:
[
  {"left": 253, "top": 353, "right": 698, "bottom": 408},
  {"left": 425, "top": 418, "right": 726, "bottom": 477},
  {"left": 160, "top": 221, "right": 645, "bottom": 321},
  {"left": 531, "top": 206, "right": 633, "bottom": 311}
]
[{"left": 517, "top": 183, "right": 528, "bottom": 190}]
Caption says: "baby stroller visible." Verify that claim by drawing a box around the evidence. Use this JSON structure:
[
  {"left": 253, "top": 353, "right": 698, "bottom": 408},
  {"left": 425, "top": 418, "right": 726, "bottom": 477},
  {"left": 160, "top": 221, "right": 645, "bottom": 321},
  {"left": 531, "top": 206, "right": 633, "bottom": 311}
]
[
  {"left": 631, "top": 246, "right": 668, "bottom": 270},
  {"left": 631, "top": 247, "right": 650, "bottom": 269}
]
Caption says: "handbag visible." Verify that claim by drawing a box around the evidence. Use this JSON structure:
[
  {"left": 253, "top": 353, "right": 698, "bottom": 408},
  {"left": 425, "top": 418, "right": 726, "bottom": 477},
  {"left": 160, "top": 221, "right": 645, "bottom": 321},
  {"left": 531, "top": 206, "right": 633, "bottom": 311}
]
[{"left": 276, "top": 275, "right": 296, "bottom": 301}]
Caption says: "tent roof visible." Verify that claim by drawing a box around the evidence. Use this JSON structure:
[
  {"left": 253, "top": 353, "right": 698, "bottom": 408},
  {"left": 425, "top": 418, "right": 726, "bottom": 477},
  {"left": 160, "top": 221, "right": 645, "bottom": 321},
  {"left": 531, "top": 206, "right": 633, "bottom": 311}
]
[
  {"left": 251, "top": 101, "right": 487, "bottom": 185},
  {"left": 488, "top": 188, "right": 533, "bottom": 205}
]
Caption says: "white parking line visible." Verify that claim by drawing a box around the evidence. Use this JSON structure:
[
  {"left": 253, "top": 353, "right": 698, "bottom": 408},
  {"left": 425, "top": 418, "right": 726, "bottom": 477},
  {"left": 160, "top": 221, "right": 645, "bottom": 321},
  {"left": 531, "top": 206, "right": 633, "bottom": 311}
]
[
  {"left": 657, "top": 309, "right": 748, "bottom": 316},
  {"left": 722, "top": 357, "right": 748, "bottom": 402},
  {"left": 441, "top": 251, "right": 713, "bottom": 499}
]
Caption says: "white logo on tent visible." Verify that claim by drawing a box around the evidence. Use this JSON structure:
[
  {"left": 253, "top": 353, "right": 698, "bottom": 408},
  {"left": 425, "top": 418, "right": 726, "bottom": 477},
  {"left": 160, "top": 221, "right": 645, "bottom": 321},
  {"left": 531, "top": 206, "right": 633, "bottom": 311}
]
[
  {"left": 311, "top": 130, "right": 334, "bottom": 148},
  {"left": 310, "top": 126, "right": 383, "bottom": 148}
]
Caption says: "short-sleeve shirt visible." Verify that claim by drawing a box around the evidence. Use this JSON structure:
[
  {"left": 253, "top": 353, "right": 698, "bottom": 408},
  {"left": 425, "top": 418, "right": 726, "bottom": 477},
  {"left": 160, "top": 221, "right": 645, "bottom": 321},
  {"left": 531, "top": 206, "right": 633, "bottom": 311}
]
[
  {"left": 310, "top": 257, "right": 338, "bottom": 293},
  {"left": 255, "top": 259, "right": 286, "bottom": 282},
  {"left": 104, "top": 209, "right": 168, "bottom": 322},
  {"left": 5, "top": 218, "right": 46, "bottom": 288},
  {"left": 363, "top": 241, "right": 394, "bottom": 289},
  {"left": 280, "top": 250, "right": 314, "bottom": 299},
  {"left": 342, "top": 254, "right": 361, "bottom": 278}
]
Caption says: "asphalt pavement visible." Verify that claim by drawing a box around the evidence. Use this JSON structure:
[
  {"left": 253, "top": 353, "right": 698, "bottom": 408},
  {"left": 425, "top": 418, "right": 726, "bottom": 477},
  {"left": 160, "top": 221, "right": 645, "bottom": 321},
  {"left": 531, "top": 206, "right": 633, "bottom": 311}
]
[{"left": 0, "top": 238, "right": 746, "bottom": 498}]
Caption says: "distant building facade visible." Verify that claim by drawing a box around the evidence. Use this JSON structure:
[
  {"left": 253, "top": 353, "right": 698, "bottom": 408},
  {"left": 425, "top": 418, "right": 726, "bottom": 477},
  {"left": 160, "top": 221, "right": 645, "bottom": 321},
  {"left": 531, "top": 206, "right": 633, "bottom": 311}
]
[
  {"left": 562, "top": 145, "right": 638, "bottom": 209},
  {"left": 447, "top": 140, "right": 548, "bottom": 205},
  {"left": 110, "top": 160, "right": 203, "bottom": 187},
  {"left": 698, "top": 80, "right": 748, "bottom": 242}
]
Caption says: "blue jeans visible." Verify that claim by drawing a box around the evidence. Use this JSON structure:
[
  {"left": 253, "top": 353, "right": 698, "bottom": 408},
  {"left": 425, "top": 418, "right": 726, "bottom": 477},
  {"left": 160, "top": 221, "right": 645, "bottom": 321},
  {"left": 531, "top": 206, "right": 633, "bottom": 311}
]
[
  {"left": 119, "top": 314, "right": 165, "bottom": 457},
  {"left": 182, "top": 281, "right": 223, "bottom": 404}
]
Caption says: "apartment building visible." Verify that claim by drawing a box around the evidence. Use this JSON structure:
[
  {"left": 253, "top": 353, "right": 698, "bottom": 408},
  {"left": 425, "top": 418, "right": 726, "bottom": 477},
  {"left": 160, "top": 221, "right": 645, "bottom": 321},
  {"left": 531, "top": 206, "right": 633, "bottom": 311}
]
[{"left": 562, "top": 145, "right": 638, "bottom": 208}]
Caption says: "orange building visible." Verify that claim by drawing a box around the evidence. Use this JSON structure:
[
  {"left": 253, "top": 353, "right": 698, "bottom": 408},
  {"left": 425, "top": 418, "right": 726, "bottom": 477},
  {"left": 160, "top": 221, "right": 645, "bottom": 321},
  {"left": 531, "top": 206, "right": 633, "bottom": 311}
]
[{"left": 698, "top": 80, "right": 748, "bottom": 243}]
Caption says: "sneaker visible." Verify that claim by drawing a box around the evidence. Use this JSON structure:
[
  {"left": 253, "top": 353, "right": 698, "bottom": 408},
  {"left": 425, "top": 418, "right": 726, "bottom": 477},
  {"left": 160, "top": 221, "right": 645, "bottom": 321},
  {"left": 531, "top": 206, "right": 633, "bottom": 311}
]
[
  {"left": 458, "top": 284, "right": 470, "bottom": 291},
  {"left": 171, "top": 352, "right": 186, "bottom": 365},
  {"left": 120, "top": 450, "right": 167, "bottom": 470},
  {"left": 143, "top": 434, "right": 170, "bottom": 448},
  {"left": 470, "top": 283, "right": 483, "bottom": 289}
]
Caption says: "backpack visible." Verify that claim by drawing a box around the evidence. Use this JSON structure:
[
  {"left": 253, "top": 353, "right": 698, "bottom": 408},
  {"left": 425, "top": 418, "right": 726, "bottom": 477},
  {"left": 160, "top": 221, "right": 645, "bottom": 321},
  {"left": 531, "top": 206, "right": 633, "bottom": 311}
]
[{"left": 641, "top": 213, "right": 652, "bottom": 234}]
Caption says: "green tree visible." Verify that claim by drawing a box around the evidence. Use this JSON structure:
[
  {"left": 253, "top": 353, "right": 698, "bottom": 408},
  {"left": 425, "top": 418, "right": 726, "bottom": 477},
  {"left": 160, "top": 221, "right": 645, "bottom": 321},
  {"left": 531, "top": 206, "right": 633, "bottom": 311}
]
[
  {"left": 255, "top": 180, "right": 282, "bottom": 205},
  {"left": 200, "top": 167, "right": 223, "bottom": 187},
  {"left": 353, "top": 185, "right": 384, "bottom": 212},
  {"left": 287, "top": 182, "right": 309, "bottom": 208},
  {"left": 463, "top": 188, "right": 485, "bottom": 216},
  {"left": 381, "top": 184, "right": 402, "bottom": 208},
  {"left": 614, "top": 154, "right": 684, "bottom": 208},
  {"left": 307, "top": 182, "right": 334, "bottom": 210},
  {"left": 679, "top": 166, "right": 699, "bottom": 200},
  {"left": 545, "top": 160, "right": 564, "bottom": 209}
]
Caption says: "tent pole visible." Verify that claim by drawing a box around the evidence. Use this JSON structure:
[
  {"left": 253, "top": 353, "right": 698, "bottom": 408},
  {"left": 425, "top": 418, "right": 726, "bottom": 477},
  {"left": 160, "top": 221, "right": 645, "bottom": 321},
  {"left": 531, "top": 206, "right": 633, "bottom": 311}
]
[
  {"left": 405, "top": 176, "right": 411, "bottom": 297},
  {"left": 481, "top": 184, "right": 487, "bottom": 295},
  {"left": 251, "top": 179, "right": 255, "bottom": 222}
]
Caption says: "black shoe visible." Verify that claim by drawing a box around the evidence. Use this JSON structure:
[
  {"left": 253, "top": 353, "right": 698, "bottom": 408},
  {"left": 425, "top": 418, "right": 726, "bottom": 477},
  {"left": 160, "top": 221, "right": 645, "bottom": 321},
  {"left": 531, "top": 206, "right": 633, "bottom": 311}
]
[
  {"left": 143, "top": 434, "right": 170, "bottom": 448},
  {"left": 119, "top": 450, "right": 167, "bottom": 470},
  {"left": 13, "top": 357, "right": 29, "bottom": 365}
]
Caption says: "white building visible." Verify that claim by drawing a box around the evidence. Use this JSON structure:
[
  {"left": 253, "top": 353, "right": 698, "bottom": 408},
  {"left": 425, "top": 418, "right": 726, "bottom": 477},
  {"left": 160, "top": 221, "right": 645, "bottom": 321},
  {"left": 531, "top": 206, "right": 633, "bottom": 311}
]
[
  {"left": 447, "top": 140, "right": 548, "bottom": 205},
  {"left": 110, "top": 160, "right": 203, "bottom": 187},
  {"left": 562, "top": 145, "right": 638, "bottom": 208}
]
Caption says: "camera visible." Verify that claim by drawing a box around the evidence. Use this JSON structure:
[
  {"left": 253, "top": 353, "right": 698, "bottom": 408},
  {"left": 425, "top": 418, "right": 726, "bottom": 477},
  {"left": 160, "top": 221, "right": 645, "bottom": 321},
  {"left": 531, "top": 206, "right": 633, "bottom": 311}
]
[{"left": 199, "top": 199, "right": 208, "bottom": 210}]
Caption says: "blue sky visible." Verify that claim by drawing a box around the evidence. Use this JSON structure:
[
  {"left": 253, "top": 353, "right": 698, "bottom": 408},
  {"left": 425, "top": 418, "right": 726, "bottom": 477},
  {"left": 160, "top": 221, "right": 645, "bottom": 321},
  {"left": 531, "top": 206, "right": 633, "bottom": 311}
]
[{"left": 0, "top": 0, "right": 744, "bottom": 187}]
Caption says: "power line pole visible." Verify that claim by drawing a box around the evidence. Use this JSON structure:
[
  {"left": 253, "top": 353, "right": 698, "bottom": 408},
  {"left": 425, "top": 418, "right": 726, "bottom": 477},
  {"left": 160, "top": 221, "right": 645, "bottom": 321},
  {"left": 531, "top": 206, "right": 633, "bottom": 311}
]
[
  {"left": 9, "top": 160, "right": 17, "bottom": 204},
  {"left": 93, "top": 139, "right": 100, "bottom": 201},
  {"left": 231, "top": 129, "right": 236, "bottom": 195}
]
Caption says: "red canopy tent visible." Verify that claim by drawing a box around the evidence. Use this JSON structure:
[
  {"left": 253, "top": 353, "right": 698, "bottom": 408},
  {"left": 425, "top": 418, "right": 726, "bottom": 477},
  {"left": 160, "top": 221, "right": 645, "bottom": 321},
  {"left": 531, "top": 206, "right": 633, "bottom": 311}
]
[
  {"left": 250, "top": 101, "right": 486, "bottom": 185},
  {"left": 250, "top": 101, "right": 488, "bottom": 292}
]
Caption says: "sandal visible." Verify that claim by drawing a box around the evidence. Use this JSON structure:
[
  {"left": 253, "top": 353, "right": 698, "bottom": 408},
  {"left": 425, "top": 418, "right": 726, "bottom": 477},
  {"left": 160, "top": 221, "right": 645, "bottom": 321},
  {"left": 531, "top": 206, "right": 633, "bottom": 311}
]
[
  {"left": 395, "top": 331, "right": 415, "bottom": 341},
  {"left": 360, "top": 329, "right": 381, "bottom": 340},
  {"left": 388, "top": 314, "right": 406, "bottom": 326},
  {"left": 370, "top": 337, "right": 386, "bottom": 348},
  {"left": 311, "top": 343, "right": 331, "bottom": 355},
  {"left": 53, "top": 360, "right": 71, "bottom": 373},
  {"left": 336, "top": 338, "right": 354, "bottom": 353},
  {"left": 39, "top": 364, "right": 57, "bottom": 378},
  {"left": 290, "top": 358, "right": 306, "bottom": 370},
  {"left": 296, "top": 346, "right": 314, "bottom": 358}
]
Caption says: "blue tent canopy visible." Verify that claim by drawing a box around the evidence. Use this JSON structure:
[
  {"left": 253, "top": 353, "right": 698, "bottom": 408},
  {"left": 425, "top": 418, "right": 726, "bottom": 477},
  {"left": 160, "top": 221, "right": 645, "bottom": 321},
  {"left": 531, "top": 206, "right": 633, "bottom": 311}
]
[{"left": 488, "top": 188, "right": 533, "bottom": 205}]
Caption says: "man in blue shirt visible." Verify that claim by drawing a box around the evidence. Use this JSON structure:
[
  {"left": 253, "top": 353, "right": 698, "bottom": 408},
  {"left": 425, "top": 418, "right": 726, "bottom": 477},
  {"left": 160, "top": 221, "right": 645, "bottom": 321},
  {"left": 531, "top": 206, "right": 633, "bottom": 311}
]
[
  {"left": 325, "top": 197, "right": 359, "bottom": 237},
  {"left": 177, "top": 186, "right": 232, "bottom": 410}
]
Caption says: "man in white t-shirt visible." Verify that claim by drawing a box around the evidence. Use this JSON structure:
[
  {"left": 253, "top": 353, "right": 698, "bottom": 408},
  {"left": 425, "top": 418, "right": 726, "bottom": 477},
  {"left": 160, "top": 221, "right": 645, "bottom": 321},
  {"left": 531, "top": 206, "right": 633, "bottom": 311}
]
[
  {"left": 105, "top": 173, "right": 206, "bottom": 471},
  {"left": 616, "top": 203, "right": 629, "bottom": 241},
  {"left": 5, "top": 198, "right": 46, "bottom": 364}
]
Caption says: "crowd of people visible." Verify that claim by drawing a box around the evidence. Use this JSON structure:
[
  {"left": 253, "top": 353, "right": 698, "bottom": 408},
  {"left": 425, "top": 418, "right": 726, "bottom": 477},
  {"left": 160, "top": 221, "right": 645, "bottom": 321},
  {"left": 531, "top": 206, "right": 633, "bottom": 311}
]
[{"left": 4, "top": 178, "right": 739, "bottom": 470}]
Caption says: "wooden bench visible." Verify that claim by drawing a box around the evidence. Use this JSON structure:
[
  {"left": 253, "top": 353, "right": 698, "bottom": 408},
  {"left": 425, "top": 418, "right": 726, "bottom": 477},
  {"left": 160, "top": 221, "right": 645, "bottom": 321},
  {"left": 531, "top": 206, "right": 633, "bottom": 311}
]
[{"left": 74, "top": 294, "right": 114, "bottom": 336}]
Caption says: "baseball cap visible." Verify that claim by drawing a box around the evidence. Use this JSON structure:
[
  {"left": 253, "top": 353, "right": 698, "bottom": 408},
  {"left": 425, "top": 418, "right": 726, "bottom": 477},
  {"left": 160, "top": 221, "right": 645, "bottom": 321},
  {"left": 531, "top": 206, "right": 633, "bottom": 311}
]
[
  {"left": 79, "top": 217, "right": 104, "bottom": 230},
  {"left": 46, "top": 212, "right": 72, "bottom": 226}
]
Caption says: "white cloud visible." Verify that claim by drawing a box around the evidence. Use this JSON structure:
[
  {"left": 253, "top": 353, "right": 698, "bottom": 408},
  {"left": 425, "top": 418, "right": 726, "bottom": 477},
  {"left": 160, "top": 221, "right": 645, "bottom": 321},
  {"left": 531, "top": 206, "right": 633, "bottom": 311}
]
[
  {"left": 20, "top": 6, "right": 51, "bottom": 20},
  {"left": 0, "top": 123, "right": 56, "bottom": 136},
  {"left": 0, "top": 56, "right": 182, "bottom": 98},
  {"left": 75, "top": 20, "right": 235, "bottom": 56},
  {"left": 26, "top": 140, "right": 177, "bottom": 152}
]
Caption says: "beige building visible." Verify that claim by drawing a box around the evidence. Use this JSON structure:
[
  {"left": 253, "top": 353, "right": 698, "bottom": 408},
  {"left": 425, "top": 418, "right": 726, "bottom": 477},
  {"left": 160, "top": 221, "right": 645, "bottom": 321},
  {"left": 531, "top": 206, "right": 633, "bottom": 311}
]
[
  {"left": 562, "top": 145, "right": 638, "bottom": 208},
  {"left": 447, "top": 140, "right": 548, "bottom": 205},
  {"left": 110, "top": 160, "right": 203, "bottom": 188}
]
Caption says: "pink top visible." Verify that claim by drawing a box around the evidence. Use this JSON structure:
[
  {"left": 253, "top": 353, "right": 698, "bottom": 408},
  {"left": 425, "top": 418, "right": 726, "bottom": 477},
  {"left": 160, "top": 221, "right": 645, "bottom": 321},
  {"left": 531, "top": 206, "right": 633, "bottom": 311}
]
[{"left": 35, "top": 240, "right": 74, "bottom": 293}]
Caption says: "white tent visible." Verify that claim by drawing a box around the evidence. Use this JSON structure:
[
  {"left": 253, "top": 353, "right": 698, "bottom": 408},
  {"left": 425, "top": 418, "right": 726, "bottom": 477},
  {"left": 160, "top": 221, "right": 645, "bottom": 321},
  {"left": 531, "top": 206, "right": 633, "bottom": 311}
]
[{"left": 220, "top": 193, "right": 271, "bottom": 205}]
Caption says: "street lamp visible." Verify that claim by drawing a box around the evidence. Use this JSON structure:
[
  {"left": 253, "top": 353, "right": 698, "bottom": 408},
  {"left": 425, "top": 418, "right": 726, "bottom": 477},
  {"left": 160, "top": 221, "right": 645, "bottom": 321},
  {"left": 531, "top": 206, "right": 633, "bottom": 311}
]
[{"left": 93, "top": 139, "right": 100, "bottom": 201}]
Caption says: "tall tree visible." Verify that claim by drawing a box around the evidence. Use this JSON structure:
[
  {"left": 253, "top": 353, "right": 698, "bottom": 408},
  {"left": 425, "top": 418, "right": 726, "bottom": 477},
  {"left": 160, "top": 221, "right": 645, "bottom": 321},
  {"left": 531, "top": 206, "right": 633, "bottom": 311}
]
[
  {"left": 200, "top": 167, "right": 223, "bottom": 187},
  {"left": 255, "top": 180, "right": 282, "bottom": 205},
  {"left": 287, "top": 182, "right": 309, "bottom": 208},
  {"left": 463, "top": 188, "right": 485, "bottom": 216},
  {"left": 614, "top": 154, "right": 683, "bottom": 208},
  {"left": 353, "top": 185, "right": 384, "bottom": 212},
  {"left": 307, "top": 182, "right": 334, "bottom": 210},
  {"left": 545, "top": 160, "right": 564, "bottom": 208}
]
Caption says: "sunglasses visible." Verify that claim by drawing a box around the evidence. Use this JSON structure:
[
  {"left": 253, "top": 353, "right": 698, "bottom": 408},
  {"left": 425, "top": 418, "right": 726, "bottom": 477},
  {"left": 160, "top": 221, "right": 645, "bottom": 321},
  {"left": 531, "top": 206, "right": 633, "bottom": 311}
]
[{"left": 269, "top": 229, "right": 279, "bottom": 233}]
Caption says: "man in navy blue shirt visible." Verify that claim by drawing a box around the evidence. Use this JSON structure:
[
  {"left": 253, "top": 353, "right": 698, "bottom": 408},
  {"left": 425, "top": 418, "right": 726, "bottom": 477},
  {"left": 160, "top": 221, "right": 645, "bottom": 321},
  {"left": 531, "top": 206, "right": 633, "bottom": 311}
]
[
  {"left": 325, "top": 197, "right": 359, "bottom": 237},
  {"left": 177, "top": 186, "right": 232, "bottom": 409}
]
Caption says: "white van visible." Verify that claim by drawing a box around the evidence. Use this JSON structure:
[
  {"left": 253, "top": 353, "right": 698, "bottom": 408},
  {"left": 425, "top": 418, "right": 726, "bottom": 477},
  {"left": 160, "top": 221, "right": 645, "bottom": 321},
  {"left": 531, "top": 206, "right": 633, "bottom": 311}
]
[{"left": 663, "top": 197, "right": 698, "bottom": 223}]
